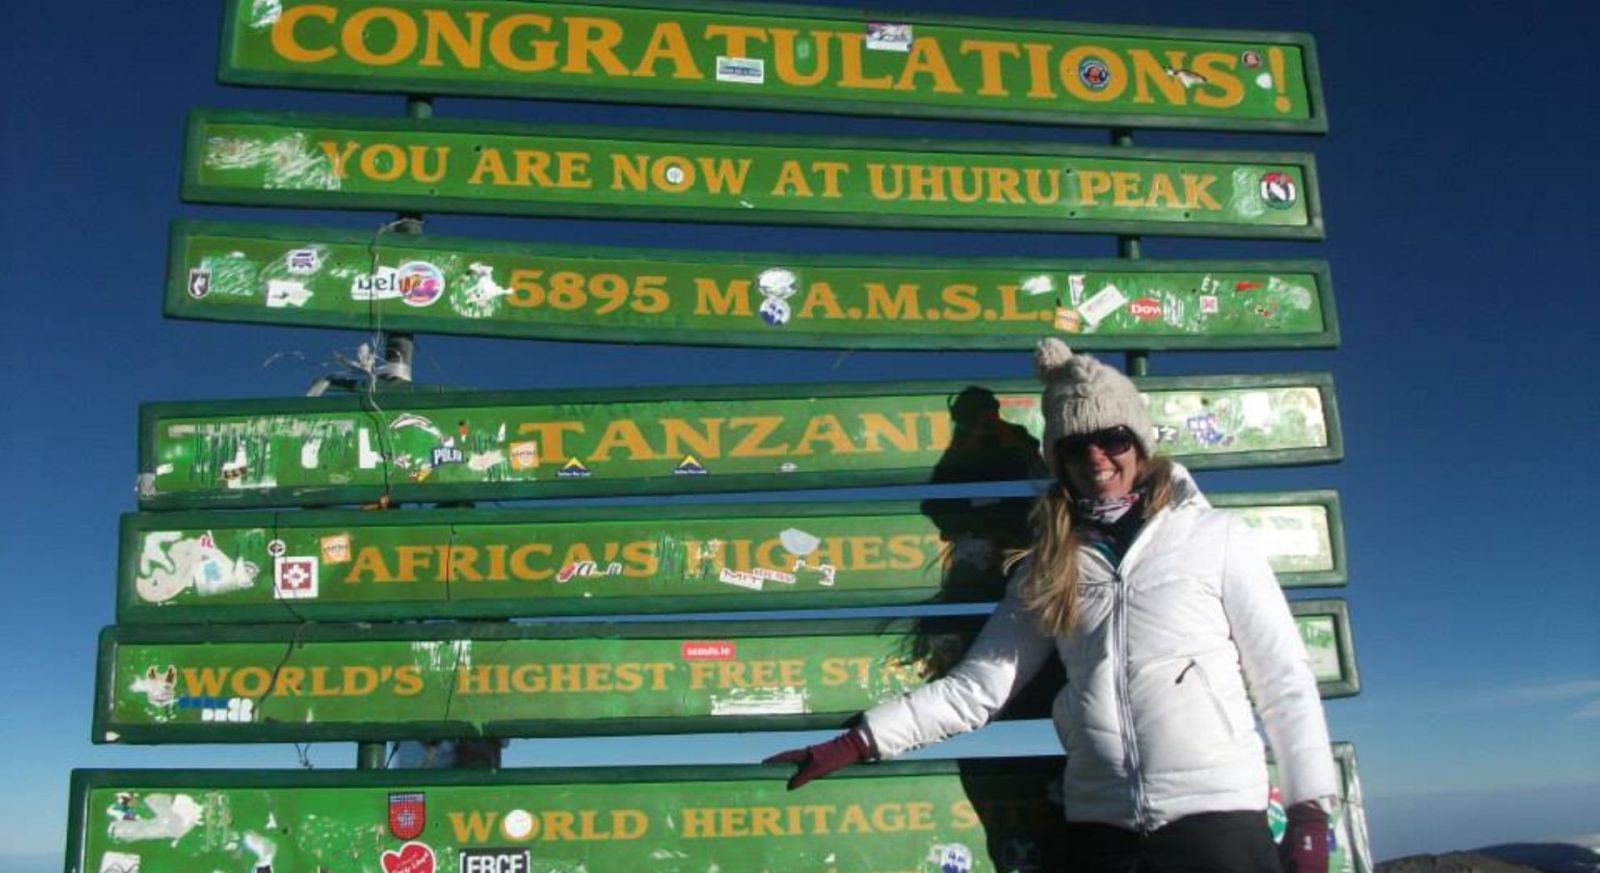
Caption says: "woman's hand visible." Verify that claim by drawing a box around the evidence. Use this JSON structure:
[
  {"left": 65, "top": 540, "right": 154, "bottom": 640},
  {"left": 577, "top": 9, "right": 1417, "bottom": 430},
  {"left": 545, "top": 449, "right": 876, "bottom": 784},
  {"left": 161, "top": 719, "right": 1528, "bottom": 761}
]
[
  {"left": 763, "top": 728, "right": 874, "bottom": 790},
  {"left": 1279, "top": 800, "right": 1331, "bottom": 873}
]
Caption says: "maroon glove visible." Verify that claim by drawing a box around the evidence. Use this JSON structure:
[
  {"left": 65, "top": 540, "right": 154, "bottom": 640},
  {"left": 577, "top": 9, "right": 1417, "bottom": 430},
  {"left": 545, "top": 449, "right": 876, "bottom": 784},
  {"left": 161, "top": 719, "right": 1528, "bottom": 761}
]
[
  {"left": 1279, "top": 800, "right": 1330, "bottom": 873},
  {"left": 763, "top": 728, "right": 874, "bottom": 790}
]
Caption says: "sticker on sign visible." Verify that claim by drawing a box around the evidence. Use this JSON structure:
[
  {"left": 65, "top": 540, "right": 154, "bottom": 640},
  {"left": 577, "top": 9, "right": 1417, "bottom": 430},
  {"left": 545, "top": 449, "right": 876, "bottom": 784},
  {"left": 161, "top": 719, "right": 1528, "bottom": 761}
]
[{"left": 681, "top": 641, "right": 736, "bottom": 661}]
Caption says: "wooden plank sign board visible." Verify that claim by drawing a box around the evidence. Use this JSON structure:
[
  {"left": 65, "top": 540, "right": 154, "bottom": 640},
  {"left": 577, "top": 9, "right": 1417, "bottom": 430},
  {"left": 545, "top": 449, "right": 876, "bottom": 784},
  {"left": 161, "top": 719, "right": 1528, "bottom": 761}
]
[
  {"left": 168, "top": 219, "right": 1338, "bottom": 351},
  {"left": 182, "top": 110, "right": 1323, "bottom": 238},
  {"left": 95, "top": 602, "right": 1356, "bottom": 744},
  {"left": 217, "top": 0, "right": 1327, "bottom": 132},
  {"left": 117, "top": 491, "right": 1345, "bottom": 624},
  {"left": 137, "top": 374, "right": 1341, "bottom": 509},
  {"left": 68, "top": 747, "right": 1370, "bottom": 873}
]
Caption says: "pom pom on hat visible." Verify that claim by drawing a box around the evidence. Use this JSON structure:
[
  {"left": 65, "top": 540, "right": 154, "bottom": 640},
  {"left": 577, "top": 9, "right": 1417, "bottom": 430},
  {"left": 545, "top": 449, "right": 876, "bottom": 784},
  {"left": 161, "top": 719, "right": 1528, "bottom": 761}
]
[
  {"left": 1034, "top": 337, "right": 1076, "bottom": 381},
  {"left": 1033, "top": 337, "right": 1157, "bottom": 476}
]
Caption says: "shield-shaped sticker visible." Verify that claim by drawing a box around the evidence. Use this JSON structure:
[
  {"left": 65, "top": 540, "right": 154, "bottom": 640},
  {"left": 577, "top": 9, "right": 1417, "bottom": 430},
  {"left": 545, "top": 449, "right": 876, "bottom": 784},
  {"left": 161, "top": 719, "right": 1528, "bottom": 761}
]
[{"left": 388, "top": 792, "right": 426, "bottom": 840}]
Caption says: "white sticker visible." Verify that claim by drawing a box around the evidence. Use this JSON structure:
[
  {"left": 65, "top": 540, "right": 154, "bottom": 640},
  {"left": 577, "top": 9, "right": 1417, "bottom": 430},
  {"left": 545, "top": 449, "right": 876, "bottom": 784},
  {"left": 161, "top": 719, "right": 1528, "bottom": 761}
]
[
  {"left": 468, "top": 450, "right": 505, "bottom": 472},
  {"left": 357, "top": 428, "right": 384, "bottom": 469},
  {"left": 1021, "top": 275, "right": 1055, "bottom": 297},
  {"left": 285, "top": 247, "right": 323, "bottom": 275},
  {"left": 99, "top": 851, "right": 140, "bottom": 873},
  {"left": 710, "top": 688, "right": 808, "bottom": 715},
  {"left": 779, "top": 528, "right": 821, "bottom": 556},
  {"left": 350, "top": 266, "right": 404, "bottom": 301},
  {"left": 866, "top": 22, "right": 913, "bottom": 52},
  {"left": 1078, "top": 283, "right": 1128, "bottom": 326},
  {"left": 300, "top": 437, "right": 322, "bottom": 469},
  {"left": 107, "top": 794, "right": 202, "bottom": 842},
  {"left": 718, "top": 568, "right": 764, "bottom": 591},
  {"left": 502, "top": 809, "right": 535, "bottom": 840},
  {"left": 265, "top": 279, "right": 312, "bottom": 308},
  {"left": 715, "top": 56, "right": 765, "bottom": 84}
]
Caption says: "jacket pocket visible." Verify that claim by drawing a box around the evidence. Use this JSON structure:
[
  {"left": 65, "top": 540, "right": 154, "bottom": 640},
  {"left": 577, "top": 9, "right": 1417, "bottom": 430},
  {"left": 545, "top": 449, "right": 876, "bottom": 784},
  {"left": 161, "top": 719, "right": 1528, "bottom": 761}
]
[{"left": 1180, "top": 658, "right": 1240, "bottom": 742}]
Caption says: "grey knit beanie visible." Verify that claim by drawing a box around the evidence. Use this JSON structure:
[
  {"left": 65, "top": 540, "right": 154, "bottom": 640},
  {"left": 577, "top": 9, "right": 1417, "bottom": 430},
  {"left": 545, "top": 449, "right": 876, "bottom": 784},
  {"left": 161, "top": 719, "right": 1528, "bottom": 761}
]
[{"left": 1034, "top": 338, "right": 1155, "bottom": 475}]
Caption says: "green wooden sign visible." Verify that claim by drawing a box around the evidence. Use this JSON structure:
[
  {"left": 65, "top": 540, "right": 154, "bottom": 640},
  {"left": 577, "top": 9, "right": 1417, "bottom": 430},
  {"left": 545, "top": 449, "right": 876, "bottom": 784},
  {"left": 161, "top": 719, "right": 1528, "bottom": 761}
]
[
  {"left": 137, "top": 374, "right": 1341, "bottom": 510},
  {"left": 95, "top": 603, "right": 1355, "bottom": 744},
  {"left": 68, "top": 746, "right": 1369, "bottom": 873},
  {"left": 182, "top": 110, "right": 1323, "bottom": 238},
  {"left": 168, "top": 219, "right": 1338, "bottom": 350},
  {"left": 118, "top": 490, "right": 1345, "bottom": 624},
  {"left": 219, "top": 0, "right": 1326, "bottom": 133}
]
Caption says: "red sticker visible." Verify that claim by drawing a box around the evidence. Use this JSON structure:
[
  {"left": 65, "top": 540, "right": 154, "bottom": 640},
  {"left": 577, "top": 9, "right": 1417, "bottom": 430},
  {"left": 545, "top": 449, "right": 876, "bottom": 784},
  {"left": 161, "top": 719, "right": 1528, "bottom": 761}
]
[
  {"left": 381, "top": 842, "right": 435, "bottom": 873},
  {"left": 1128, "top": 298, "right": 1162, "bottom": 321},
  {"left": 682, "top": 641, "right": 735, "bottom": 661},
  {"left": 1235, "top": 280, "right": 1263, "bottom": 292},
  {"left": 998, "top": 396, "right": 1038, "bottom": 408},
  {"left": 388, "top": 792, "right": 425, "bottom": 840}
]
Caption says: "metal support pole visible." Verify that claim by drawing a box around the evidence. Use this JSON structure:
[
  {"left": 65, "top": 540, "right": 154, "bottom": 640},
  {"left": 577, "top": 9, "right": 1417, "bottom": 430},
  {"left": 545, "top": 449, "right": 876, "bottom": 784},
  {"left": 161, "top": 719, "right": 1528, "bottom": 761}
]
[
  {"left": 1112, "top": 128, "right": 1150, "bottom": 378},
  {"left": 357, "top": 742, "right": 387, "bottom": 770},
  {"left": 377, "top": 95, "right": 433, "bottom": 387}
]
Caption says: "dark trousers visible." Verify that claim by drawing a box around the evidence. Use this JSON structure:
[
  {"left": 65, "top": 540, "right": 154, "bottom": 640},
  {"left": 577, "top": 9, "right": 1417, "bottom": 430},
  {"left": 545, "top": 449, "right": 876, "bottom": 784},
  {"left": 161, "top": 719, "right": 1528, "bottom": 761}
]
[{"left": 1063, "top": 811, "right": 1282, "bottom": 873}]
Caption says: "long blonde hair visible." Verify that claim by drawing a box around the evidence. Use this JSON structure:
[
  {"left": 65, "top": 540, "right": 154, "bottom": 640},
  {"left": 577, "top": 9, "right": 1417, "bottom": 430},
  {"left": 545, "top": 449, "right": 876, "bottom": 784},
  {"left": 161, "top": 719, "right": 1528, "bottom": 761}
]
[{"left": 1008, "top": 455, "right": 1176, "bottom": 636}]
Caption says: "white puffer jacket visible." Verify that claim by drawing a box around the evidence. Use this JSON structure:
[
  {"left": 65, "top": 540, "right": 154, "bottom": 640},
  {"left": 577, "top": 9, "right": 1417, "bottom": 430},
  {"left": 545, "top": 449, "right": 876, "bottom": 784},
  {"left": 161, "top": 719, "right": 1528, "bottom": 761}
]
[{"left": 864, "top": 466, "right": 1336, "bottom": 831}]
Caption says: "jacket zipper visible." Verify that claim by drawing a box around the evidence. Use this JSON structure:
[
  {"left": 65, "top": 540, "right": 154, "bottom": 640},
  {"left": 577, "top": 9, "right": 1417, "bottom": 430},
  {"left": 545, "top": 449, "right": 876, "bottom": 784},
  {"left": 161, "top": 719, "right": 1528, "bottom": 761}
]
[
  {"left": 1111, "top": 565, "right": 1151, "bottom": 832},
  {"left": 1086, "top": 508, "right": 1167, "bottom": 833}
]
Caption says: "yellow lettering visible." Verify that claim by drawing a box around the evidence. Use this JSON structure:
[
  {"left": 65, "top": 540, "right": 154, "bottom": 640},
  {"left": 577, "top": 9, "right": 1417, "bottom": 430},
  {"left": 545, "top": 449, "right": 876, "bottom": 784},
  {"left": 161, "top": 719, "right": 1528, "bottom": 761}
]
[
  {"left": 1191, "top": 52, "right": 1245, "bottom": 108},
  {"left": 588, "top": 419, "right": 657, "bottom": 462},
  {"left": 562, "top": 16, "right": 629, "bottom": 76},
  {"left": 1183, "top": 173, "right": 1221, "bottom": 210},
  {"left": 894, "top": 39, "right": 960, "bottom": 93},
  {"left": 792, "top": 414, "right": 857, "bottom": 456},
  {"left": 632, "top": 22, "right": 700, "bottom": 79},
  {"left": 693, "top": 277, "right": 751, "bottom": 316},
  {"left": 449, "top": 811, "right": 497, "bottom": 843},
  {"left": 728, "top": 416, "right": 788, "bottom": 458},
  {"left": 270, "top": 4, "right": 336, "bottom": 63},
  {"left": 514, "top": 420, "right": 585, "bottom": 460},
  {"left": 488, "top": 13, "right": 557, "bottom": 73},
  {"left": 420, "top": 10, "right": 486, "bottom": 69},
  {"left": 1077, "top": 169, "right": 1112, "bottom": 205},
  {"left": 771, "top": 29, "right": 831, "bottom": 86},
  {"left": 342, "top": 7, "right": 418, "bottom": 67},
  {"left": 1129, "top": 48, "right": 1187, "bottom": 106},
  {"left": 959, "top": 39, "right": 1020, "bottom": 96}
]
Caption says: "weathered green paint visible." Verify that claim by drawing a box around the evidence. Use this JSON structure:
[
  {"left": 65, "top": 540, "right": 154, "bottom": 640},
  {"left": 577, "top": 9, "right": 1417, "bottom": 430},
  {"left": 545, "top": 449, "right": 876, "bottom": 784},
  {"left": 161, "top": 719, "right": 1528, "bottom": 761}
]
[
  {"left": 182, "top": 110, "right": 1323, "bottom": 238},
  {"left": 96, "top": 604, "right": 1355, "bottom": 744},
  {"left": 219, "top": 0, "right": 1326, "bottom": 133},
  {"left": 117, "top": 491, "right": 1344, "bottom": 624},
  {"left": 137, "top": 374, "right": 1341, "bottom": 510},
  {"left": 1294, "top": 599, "right": 1360, "bottom": 698},
  {"left": 67, "top": 747, "right": 1370, "bottom": 873},
  {"left": 168, "top": 219, "right": 1338, "bottom": 350}
]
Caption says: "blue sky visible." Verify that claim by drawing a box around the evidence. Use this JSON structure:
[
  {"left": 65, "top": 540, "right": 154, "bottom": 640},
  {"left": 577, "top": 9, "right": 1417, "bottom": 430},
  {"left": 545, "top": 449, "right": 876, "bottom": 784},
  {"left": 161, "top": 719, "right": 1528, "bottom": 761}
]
[{"left": 4, "top": 0, "right": 1597, "bottom": 866}]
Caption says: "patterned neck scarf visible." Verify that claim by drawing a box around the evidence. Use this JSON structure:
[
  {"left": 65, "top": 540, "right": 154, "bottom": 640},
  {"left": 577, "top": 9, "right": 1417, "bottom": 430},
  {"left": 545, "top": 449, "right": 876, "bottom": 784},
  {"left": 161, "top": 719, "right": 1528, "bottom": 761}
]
[
  {"left": 1076, "top": 492, "right": 1142, "bottom": 526},
  {"left": 1076, "top": 492, "right": 1144, "bottom": 565}
]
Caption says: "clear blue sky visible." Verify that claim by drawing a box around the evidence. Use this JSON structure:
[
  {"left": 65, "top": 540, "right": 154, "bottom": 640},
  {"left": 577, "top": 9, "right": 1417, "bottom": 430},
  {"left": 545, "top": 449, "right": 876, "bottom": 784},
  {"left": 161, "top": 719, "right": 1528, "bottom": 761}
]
[{"left": 4, "top": 1, "right": 1597, "bottom": 867}]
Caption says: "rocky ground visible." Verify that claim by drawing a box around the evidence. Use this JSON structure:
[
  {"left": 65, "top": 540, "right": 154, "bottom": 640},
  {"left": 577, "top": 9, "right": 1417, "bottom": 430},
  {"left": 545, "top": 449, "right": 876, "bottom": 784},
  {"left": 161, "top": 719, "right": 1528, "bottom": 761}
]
[{"left": 1378, "top": 842, "right": 1600, "bottom": 873}]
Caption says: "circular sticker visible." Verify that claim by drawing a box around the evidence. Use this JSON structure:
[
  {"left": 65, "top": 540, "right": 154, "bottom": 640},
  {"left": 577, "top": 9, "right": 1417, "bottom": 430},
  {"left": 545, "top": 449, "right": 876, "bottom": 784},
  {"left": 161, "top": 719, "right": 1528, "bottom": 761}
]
[
  {"left": 759, "top": 296, "right": 792, "bottom": 326},
  {"left": 266, "top": 539, "right": 287, "bottom": 558},
  {"left": 1078, "top": 58, "right": 1112, "bottom": 91},
  {"left": 501, "top": 808, "right": 535, "bottom": 840},
  {"left": 1242, "top": 50, "right": 1263, "bottom": 69},
  {"left": 395, "top": 261, "right": 445, "bottom": 308},
  {"left": 1259, "top": 172, "right": 1298, "bottom": 209}
]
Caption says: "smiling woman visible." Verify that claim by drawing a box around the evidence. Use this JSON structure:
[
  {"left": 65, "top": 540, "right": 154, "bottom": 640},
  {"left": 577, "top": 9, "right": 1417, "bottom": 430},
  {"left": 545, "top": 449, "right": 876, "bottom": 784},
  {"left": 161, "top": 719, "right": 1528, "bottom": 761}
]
[{"left": 770, "top": 339, "right": 1340, "bottom": 872}]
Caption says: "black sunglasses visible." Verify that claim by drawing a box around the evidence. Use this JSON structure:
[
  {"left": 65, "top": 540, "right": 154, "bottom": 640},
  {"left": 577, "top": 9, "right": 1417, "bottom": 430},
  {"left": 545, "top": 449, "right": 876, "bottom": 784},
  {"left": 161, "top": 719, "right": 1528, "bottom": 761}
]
[{"left": 1057, "top": 426, "right": 1140, "bottom": 460}]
